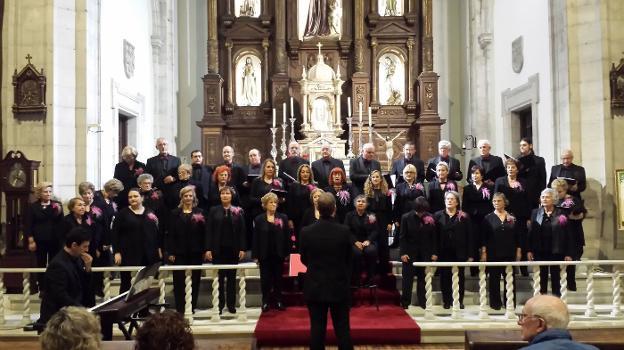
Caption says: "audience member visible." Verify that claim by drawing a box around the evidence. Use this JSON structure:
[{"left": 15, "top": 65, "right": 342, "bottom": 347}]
[
  {"left": 135, "top": 310, "right": 195, "bottom": 350},
  {"left": 40, "top": 306, "right": 101, "bottom": 350}
]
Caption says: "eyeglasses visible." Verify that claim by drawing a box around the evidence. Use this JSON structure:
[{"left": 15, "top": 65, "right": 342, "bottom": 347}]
[{"left": 517, "top": 313, "right": 544, "bottom": 323}]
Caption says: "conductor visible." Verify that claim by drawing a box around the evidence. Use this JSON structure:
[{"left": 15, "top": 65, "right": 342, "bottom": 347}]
[{"left": 300, "top": 193, "right": 353, "bottom": 350}]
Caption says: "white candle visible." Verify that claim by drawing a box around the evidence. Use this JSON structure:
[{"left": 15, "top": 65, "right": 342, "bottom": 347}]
[
  {"left": 272, "top": 108, "right": 276, "bottom": 128},
  {"left": 283, "top": 102, "right": 287, "bottom": 124},
  {"left": 358, "top": 102, "right": 363, "bottom": 123},
  {"left": 347, "top": 97, "right": 352, "bottom": 117},
  {"left": 368, "top": 107, "right": 372, "bottom": 126},
  {"left": 290, "top": 97, "right": 294, "bottom": 117}
]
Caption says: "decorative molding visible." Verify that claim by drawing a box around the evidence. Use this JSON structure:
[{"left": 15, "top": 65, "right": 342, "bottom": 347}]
[
  {"left": 501, "top": 74, "right": 540, "bottom": 153},
  {"left": 12, "top": 54, "right": 46, "bottom": 121},
  {"left": 610, "top": 54, "right": 624, "bottom": 111}
]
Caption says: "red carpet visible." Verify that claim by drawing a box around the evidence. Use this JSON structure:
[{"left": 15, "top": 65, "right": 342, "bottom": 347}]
[{"left": 254, "top": 304, "right": 421, "bottom": 346}]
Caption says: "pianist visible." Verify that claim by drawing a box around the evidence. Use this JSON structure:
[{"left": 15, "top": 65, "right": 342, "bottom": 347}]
[{"left": 38, "top": 228, "right": 93, "bottom": 326}]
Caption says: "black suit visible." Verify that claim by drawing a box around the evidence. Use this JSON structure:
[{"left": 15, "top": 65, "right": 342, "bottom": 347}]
[
  {"left": 349, "top": 156, "right": 381, "bottom": 193},
  {"left": 191, "top": 164, "right": 214, "bottom": 209},
  {"left": 218, "top": 162, "right": 248, "bottom": 194},
  {"left": 548, "top": 163, "right": 587, "bottom": 199},
  {"left": 425, "top": 156, "right": 463, "bottom": 182},
  {"left": 38, "top": 250, "right": 90, "bottom": 324},
  {"left": 300, "top": 219, "right": 353, "bottom": 350},
  {"left": 517, "top": 152, "right": 546, "bottom": 208},
  {"left": 312, "top": 157, "right": 345, "bottom": 189},
  {"left": 278, "top": 156, "right": 307, "bottom": 186},
  {"left": 466, "top": 155, "right": 505, "bottom": 185},
  {"left": 390, "top": 157, "right": 425, "bottom": 183},
  {"left": 145, "top": 154, "right": 181, "bottom": 190}
]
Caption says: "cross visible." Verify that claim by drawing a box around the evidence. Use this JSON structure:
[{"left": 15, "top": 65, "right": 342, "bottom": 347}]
[
  {"left": 316, "top": 42, "right": 323, "bottom": 55},
  {"left": 25, "top": 54, "right": 32, "bottom": 64}
]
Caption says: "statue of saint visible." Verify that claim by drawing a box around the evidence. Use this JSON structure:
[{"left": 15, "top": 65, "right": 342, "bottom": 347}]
[
  {"left": 303, "top": 0, "right": 341, "bottom": 38},
  {"left": 311, "top": 97, "right": 331, "bottom": 131},
  {"left": 241, "top": 57, "right": 258, "bottom": 106},
  {"left": 238, "top": 0, "right": 258, "bottom": 17},
  {"left": 384, "top": 0, "right": 398, "bottom": 16},
  {"left": 383, "top": 56, "right": 403, "bottom": 105}
]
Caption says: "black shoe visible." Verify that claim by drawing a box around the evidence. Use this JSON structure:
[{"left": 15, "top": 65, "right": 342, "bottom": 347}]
[
  {"left": 443, "top": 303, "right": 451, "bottom": 309},
  {"left": 569, "top": 285, "right": 577, "bottom": 292},
  {"left": 276, "top": 302, "right": 286, "bottom": 311},
  {"left": 401, "top": 302, "right": 410, "bottom": 309},
  {"left": 261, "top": 303, "right": 270, "bottom": 312},
  {"left": 219, "top": 308, "right": 223, "bottom": 315},
  {"left": 228, "top": 306, "right": 236, "bottom": 314},
  {"left": 491, "top": 304, "right": 502, "bottom": 311},
  {"left": 460, "top": 303, "right": 465, "bottom": 309}
]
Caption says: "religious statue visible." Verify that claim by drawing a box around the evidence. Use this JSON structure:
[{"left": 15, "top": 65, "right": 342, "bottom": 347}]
[
  {"left": 236, "top": 55, "right": 261, "bottom": 106},
  {"left": 383, "top": 56, "right": 403, "bottom": 105},
  {"left": 237, "top": 0, "right": 259, "bottom": 17},
  {"left": 384, "top": 0, "right": 398, "bottom": 16},
  {"left": 374, "top": 130, "right": 406, "bottom": 170},
  {"left": 302, "top": 0, "right": 341, "bottom": 38},
  {"left": 311, "top": 97, "right": 331, "bottom": 131}
]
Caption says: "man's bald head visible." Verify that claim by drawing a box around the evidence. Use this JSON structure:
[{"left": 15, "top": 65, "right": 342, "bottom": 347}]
[
  {"left": 561, "top": 149, "right": 574, "bottom": 167},
  {"left": 520, "top": 295, "right": 570, "bottom": 341}
]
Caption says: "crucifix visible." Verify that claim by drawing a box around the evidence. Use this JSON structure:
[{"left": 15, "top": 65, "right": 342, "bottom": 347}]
[
  {"left": 25, "top": 54, "right": 32, "bottom": 64},
  {"left": 373, "top": 129, "right": 406, "bottom": 171}
]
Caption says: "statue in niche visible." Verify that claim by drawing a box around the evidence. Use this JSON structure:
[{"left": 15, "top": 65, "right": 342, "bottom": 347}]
[
  {"left": 302, "top": 0, "right": 341, "bottom": 38},
  {"left": 383, "top": 56, "right": 403, "bottom": 105},
  {"left": 380, "top": 0, "right": 402, "bottom": 16},
  {"left": 236, "top": 0, "right": 259, "bottom": 17},
  {"left": 236, "top": 55, "right": 261, "bottom": 106},
  {"left": 311, "top": 97, "right": 331, "bottom": 131}
]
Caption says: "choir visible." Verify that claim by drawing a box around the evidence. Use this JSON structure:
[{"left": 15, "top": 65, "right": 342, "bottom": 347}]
[{"left": 25, "top": 137, "right": 588, "bottom": 312}]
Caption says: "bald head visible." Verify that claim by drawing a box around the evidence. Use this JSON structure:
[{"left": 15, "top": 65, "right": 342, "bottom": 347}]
[
  {"left": 560, "top": 149, "right": 574, "bottom": 167},
  {"left": 288, "top": 141, "right": 300, "bottom": 157},
  {"left": 527, "top": 294, "right": 569, "bottom": 328},
  {"left": 222, "top": 146, "right": 234, "bottom": 164},
  {"left": 362, "top": 143, "right": 375, "bottom": 160}
]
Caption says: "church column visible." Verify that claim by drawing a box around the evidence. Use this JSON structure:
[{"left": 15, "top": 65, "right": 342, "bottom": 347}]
[
  {"left": 207, "top": 0, "right": 219, "bottom": 73},
  {"left": 271, "top": 0, "right": 290, "bottom": 112},
  {"left": 262, "top": 39, "right": 269, "bottom": 104},
  {"left": 354, "top": 0, "right": 365, "bottom": 72},
  {"left": 371, "top": 38, "right": 378, "bottom": 105},
  {"left": 406, "top": 38, "right": 415, "bottom": 103},
  {"left": 225, "top": 40, "right": 233, "bottom": 106}
]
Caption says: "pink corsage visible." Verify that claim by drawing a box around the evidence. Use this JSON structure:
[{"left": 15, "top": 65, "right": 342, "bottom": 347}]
[
  {"left": 273, "top": 217, "right": 283, "bottom": 228},
  {"left": 112, "top": 202, "right": 118, "bottom": 211},
  {"left": 367, "top": 214, "right": 377, "bottom": 224},
  {"left": 150, "top": 191, "right": 160, "bottom": 200},
  {"left": 134, "top": 168, "right": 144, "bottom": 176},
  {"left": 386, "top": 189, "right": 394, "bottom": 197},
  {"left": 457, "top": 210, "right": 467, "bottom": 221},
  {"left": 510, "top": 181, "right": 523, "bottom": 191},
  {"left": 306, "top": 184, "right": 317, "bottom": 192},
  {"left": 337, "top": 190, "right": 350, "bottom": 206},
  {"left": 562, "top": 197, "right": 574, "bottom": 208},
  {"left": 507, "top": 214, "right": 516, "bottom": 224},
  {"left": 191, "top": 213, "right": 205, "bottom": 224},
  {"left": 91, "top": 206, "right": 102, "bottom": 218},
  {"left": 423, "top": 215, "right": 435, "bottom": 226},
  {"left": 86, "top": 216, "right": 93, "bottom": 226},
  {"left": 272, "top": 179, "right": 282, "bottom": 188},
  {"left": 414, "top": 183, "right": 424, "bottom": 191},
  {"left": 558, "top": 215, "right": 568, "bottom": 226},
  {"left": 51, "top": 202, "right": 61, "bottom": 214},
  {"left": 446, "top": 182, "right": 456, "bottom": 191},
  {"left": 147, "top": 212, "right": 158, "bottom": 224},
  {"left": 481, "top": 187, "right": 491, "bottom": 200},
  {"left": 230, "top": 206, "right": 242, "bottom": 216}
]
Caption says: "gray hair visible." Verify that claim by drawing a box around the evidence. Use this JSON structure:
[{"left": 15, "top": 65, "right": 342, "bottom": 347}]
[
  {"left": 137, "top": 173, "right": 154, "bottom": 184},
  {"left": 438, "top": 140, "right": 451, "bottom": 150},
  {"left": 436, "top": 161, "right": 449, "bottom": 171},
  {"left": 444, "top": 190, "right": 461, "bottom": 204},
  {"left": 477, "top": 139, "right": 490, "bottom": 148},
  {"left": 541, "top": 188, "right": 558, "bottom": 202},
  {"left": 529, "top": 295, "right": 570, "bottom": 329},
  {"left": 362, "top": 143, "right": 375, "bottom": 152}
]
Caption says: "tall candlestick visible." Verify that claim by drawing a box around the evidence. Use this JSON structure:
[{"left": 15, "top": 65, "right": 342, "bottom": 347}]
[
  {"left": 347, "top": 97, "right": 352, "bottom": 117},
  {"left": 358, "top": 102, "right": 363, "bottom": 123},
  {"left": 290, "top": 97, "right": 294, "bottom": 117},
  {"left": 368, "top": 107, "right": 372, "bottom": 127},
  {"left": 272, "top": 108, "right": 276, "bottom": 128},
  {"left": 283, "top": 102, "right": 287, "bottom": 124}
]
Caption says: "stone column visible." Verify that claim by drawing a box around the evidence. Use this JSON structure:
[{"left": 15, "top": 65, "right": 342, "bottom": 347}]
[
  {"left": 354, "top": 0, "right": 365, "bottom": 72},
  {"left": 274, "top": 0, "right": 287, "bottom": 74},
  {"left": 371, "top": 39, "right": 378, "bottom": 105},
  {"left": 225, "top": 40, "right": 233, "bottom": 108},
  {"left": 262, "top": 39, "right": 270, "bottom": 104},
  {"left": 207, "top": 0, "right": 219, "bottom": 74}
]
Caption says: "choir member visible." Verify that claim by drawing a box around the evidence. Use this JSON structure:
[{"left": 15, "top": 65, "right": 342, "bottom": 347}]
[
  {"left": 425, "top": 140, "right": 463, "bottom": 182},
  {"left": 26, "top": 182, "right": 65, "bottom": 294},
  {"left": 78, "top": 181, "right": 106, "bottom": 297},
  {"left": 113, "top": 145, "right": 146, "bottom": 208},
  {"left": 278, "top": 141, "right": 307, "bottom": 187},
  {"left": 137, "top": 173, "right": 168, "bottom": 226},
  {"left": 311, "top": 142, "right": 345, "bottom": 189},
  {"left": 145, "top": 137, "right": 181, "bottom": 191},
  {"left": 286, "top": 164, "right": 317, "bottom": 241},
  {"left": 364, "top": 170, "right": 393, "bottom": 275},
  {"left": 250, "top": 159, "right": 285, "bottom": 221},
  {"left": 324, "top": 167, "right": 356, "bottom": 223},
  {"left": 218, "top": 146, "right": 247, "bottom": 194},
  {"left": 349, "top": 143, "right": 381, "bottom": 194},
  {"left": 462, "top": 165, "right": 494, "bottom": 275},
  {"left": 253, "top": 192, "right": 290, "bottom": 311},
  {"left": 481, "top": 192, "right": 521, "bottom": 310},
  {"left": 427, "top": 162, "right": 459, "bottom": 214},
  {"left": 548, "top": 149, "right": 587, "bottom": 199},
  {"left": 527, "top": 188, "right": 574, "bottom": 296},
  {"left": 390, "top": 142, "right": 425, "bottom": 184},
  {"left": 112, "top": 188, "right": 162, "bottom": 293},
  {"left": 91, "top": 179, "right": 123, "bottom": 290},
  {"left": 399, "top": 196, "right": 438, "bottom": 309},
  {"left": 208, "top": 165, "right": 241, "bottom": 207},
  {"left": 517, "top": 137, "right": 546, "bottom": 209},
  {"left": 466, "top": 140, "right": 505, "bottom": 186},
  {"left": 435, "top": 191, "right": 474, "bottom": 309},
  {"left": 167, "top": 186, "right": 207, "bottom": 313},
  {"left": 190, "top": 150, "right": 213, "bottom": 209},
  {"left": 247, "top": 149, "right": 262, "bottom": 176},
  {"left": 165, "top": 164, "right": 204, "bottom": 210},
  {"left": 301, "top": 188, "right": 325, "bottom": 228},
  {"left": 205, "top": 186, "right": 247, "bottom": 314},
  {"left": 552, "top": 178, "right": 586, "bottom": 291},
  {"left": 344, "top": 195, "right": 379, "bottom": 287},
  {"left": 393, "top": 164, "right": 426, "bottom": 228}
]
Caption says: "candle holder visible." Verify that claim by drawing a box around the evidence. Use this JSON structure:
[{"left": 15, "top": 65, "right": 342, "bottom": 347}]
[
  {"left": 346, "top": 117, "right": 355, "bottom": 159},
  {"left": 289, "top": 117, "right": 296, "bottom": 143},
  {"left": 270, "top": 127, "right": 278, "bottom": 160},
  {"left": 369, "top": 125, "right": 373, "bottom": 144},
  {"left": 280, "top": 123, "right": 288, "bottom": 160},
  {"left": 357, "top": 120, "right": 364, "bottom": 154}
]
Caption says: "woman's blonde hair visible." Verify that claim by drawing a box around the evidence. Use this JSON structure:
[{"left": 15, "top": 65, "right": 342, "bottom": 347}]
[
  {"left": 34, "top": 181, "right": 53, "bottom": 200},
  {"left": 121, "top": 145, "right": 138, "bottom": 161},
  {"left": 103, "top": 178, "right": 124, "bottom": 194},
  {"left": 309, "top": 188, "right": 325, "bottom": 205},
  {"left": 364, "top": 170, "right": 389, "bottom": 198},
  {"left": 550, "top": 178, "right": 568, "bottom": 192},
  {"left": 260, "top": 159, "right": 277, "bottom": 180},
  {"left": 178, "top": 185, "right": 198, "bottom": 208},
  {"left": 40, "top": 306, "right": 101, "bottom": 350},
  {"left": 261, "top": 192, "right": 278, "bottom": 209},
  {"left": 402, "top": 164, "right": 417, "bottom": 178},
  {"left": 178, "top": 164, "right": 192, "bottom": 176},
  {"left": 297, "top": 164, "right": 315, "bottom": 183}
]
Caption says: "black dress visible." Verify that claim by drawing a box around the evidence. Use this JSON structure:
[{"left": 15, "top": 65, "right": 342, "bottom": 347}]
[
  {"left": 494, "top": 177, "right": 530, "bottom": 255},
  {"left": 393, "top": 181, "right": 426, "bottom": 224},
  {"left": 167, "top": 207, "right": 207, "bottom": 313},
  {"left": 367, "top": 189, "right": 393, "bottom": 275},
  {"left": 206, "top": 205, "right": 247, "bottom": 311},
  {"left": 25, "top": 200, "right": 64, "bottom": 293},
  {"left": 250, "top": 177, "right": 285, "bottom": 220},
  {"left": 165, "top": 178, "right": 205, "bottom": 211},
  {"left": 427, "top": 179, "right": 459, "bottom": 214},
  {"left": 111, "top": 207, "right": 161, "bottom": 292},
  {"left": 208, "top": 184, "right": 241, "bottom": 208},
  {"left": 462, "top": 182, "right": 494, "bottom": 269},
  {"left": 252, "top": 212, "right": 290, "bottom": 306},
  {"left": 113, "top": 161, "right": 146, "bottom": 208},
  {"left": 286, "top": 182, "right": 316, "bottom": 243},
  {"left": 434, "top": 209, "right": 474, "bottom": 307},
  {"left": 482, "top": 212, "right": 521, "bottom": 309},
  {"left": 140, "top": 189, "right": 168, "bottom": 229},
  {"left": 399, "top": 211, "right": 438, "bottom": 308},
  {"left": 324, "top": 184, "right": 357, "bottom": 225},
  {"left": 344, "top": 210, "right": 379, "bottom": 285},
  {"left": 557, "top": 195, "right": 586, "bottom": 291}
]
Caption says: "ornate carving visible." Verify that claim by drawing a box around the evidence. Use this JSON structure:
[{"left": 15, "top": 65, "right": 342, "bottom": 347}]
[
  {"left": 12, "top": 54, "right": 46, "bottom": 121},
  {"left": 610, "top": 54, "right": 624, "bottom": 109},
  {"left": 123, "top": 39, "right": 135, "bottom": 78},
  {"left": 512, "top": 36, "right": 524, "bottom": 74}
]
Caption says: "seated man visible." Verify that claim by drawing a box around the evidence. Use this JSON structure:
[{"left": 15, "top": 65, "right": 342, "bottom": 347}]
[
  {"left": 40, "top": 306, "right": 101, "bottom": 350},
  {"left": 518, "top": 294, "right": 598, "bottom": 350},
  {"left": 38, "top": 227, "right": 92, "bottom": 326}
]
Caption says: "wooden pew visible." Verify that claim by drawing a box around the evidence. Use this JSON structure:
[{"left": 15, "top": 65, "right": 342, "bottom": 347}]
[
  {"left": 465, "top": 329, "right": 624, "bottom": 350},
  {"left": 0, "top": 337, "right": 255, "bottom": 350}
]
